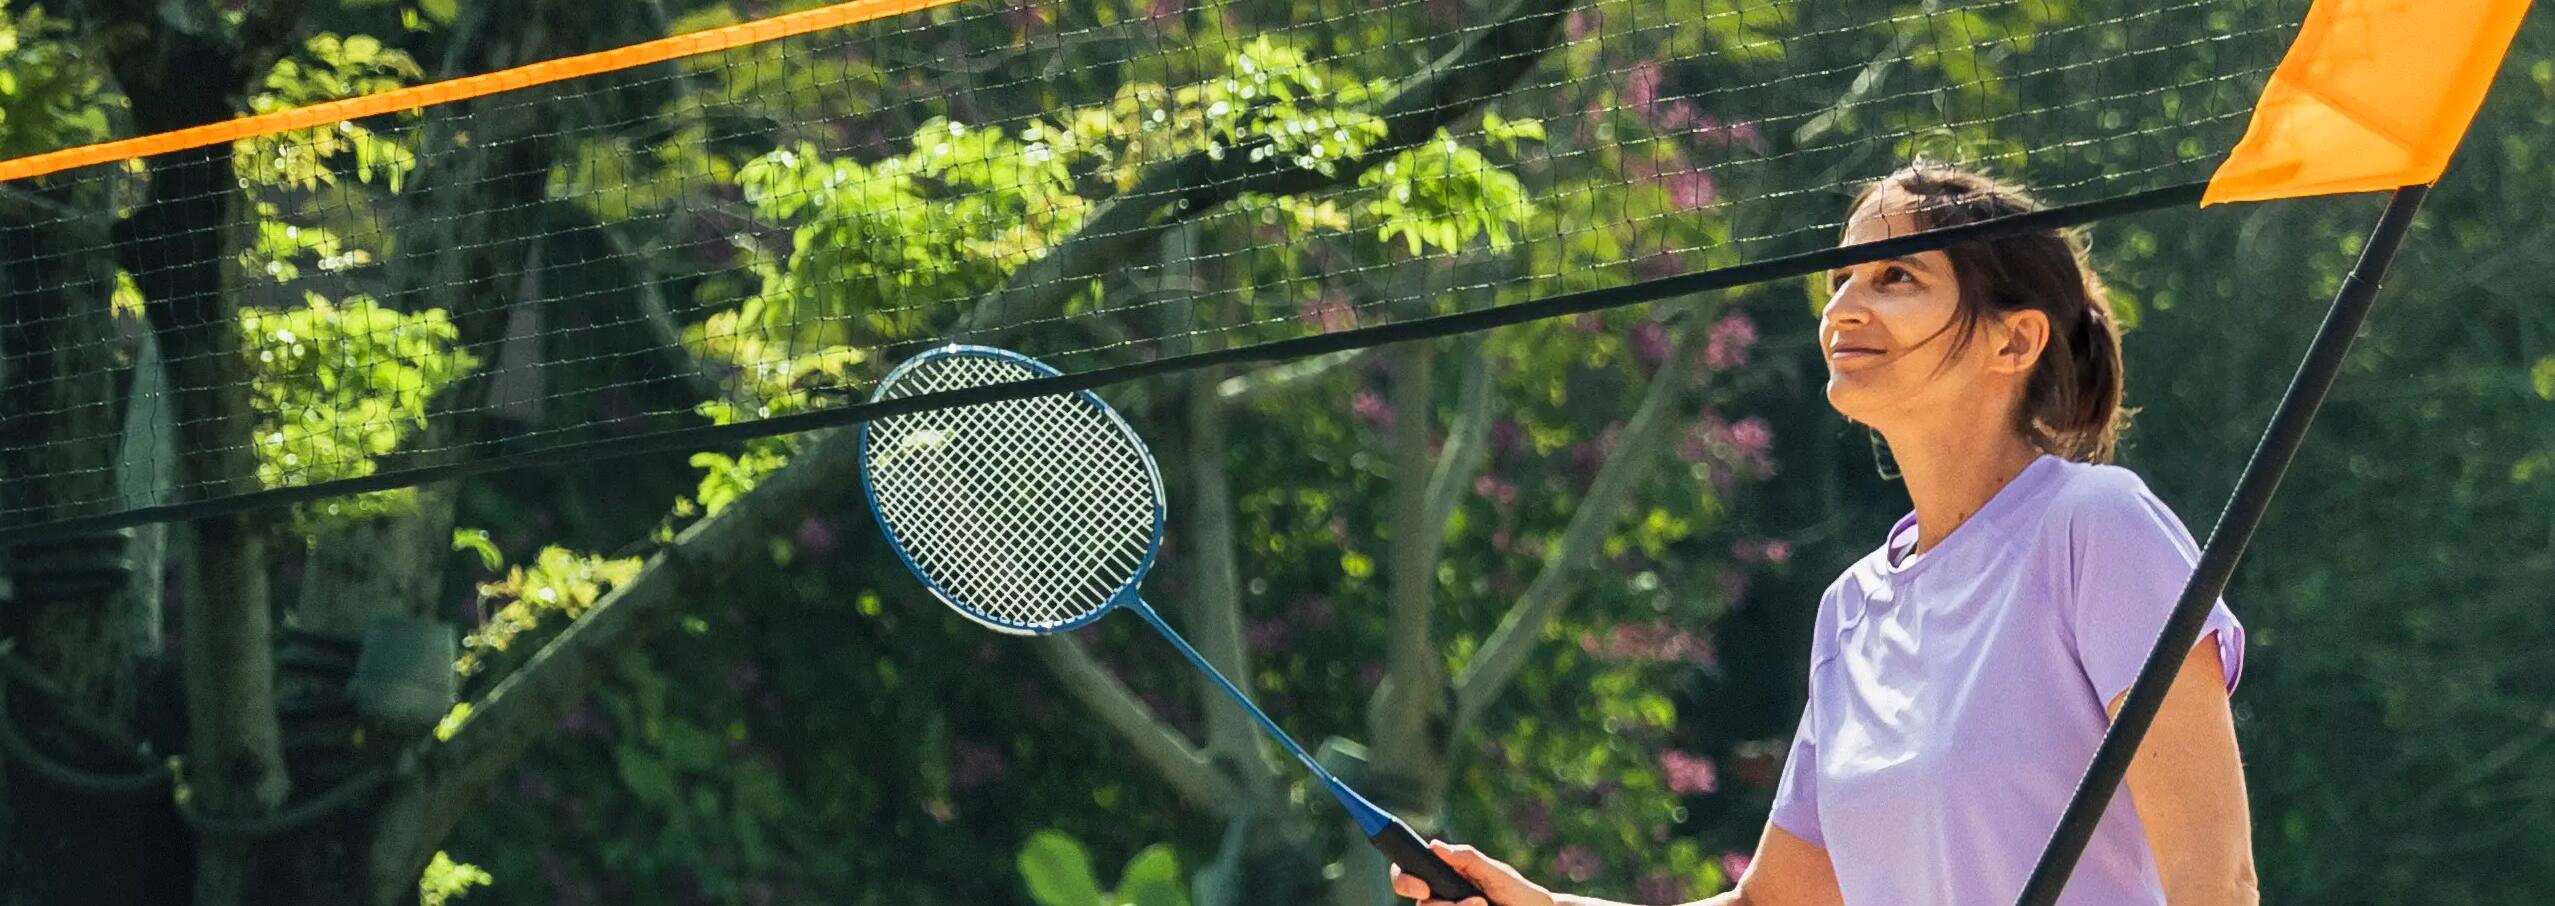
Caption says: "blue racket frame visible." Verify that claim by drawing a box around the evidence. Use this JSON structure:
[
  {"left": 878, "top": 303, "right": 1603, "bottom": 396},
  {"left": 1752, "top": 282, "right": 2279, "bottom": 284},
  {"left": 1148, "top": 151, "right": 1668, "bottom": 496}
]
[{"left": 858, "top": 345, "right": 1486, "bottom": 903}]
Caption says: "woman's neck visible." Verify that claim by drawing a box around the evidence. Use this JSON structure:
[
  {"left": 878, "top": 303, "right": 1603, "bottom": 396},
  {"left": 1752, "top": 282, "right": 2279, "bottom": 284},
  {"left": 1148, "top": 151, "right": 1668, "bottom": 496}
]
[{"left": 1878, "top": 426, "right": 2044, "bottom": 558}]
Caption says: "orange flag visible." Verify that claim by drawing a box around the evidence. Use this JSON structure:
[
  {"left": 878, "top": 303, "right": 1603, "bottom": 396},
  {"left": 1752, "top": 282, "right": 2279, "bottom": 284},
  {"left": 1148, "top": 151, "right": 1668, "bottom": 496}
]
[{"left": 2203, "top": 0, "right": 2534, "bottom": 205}]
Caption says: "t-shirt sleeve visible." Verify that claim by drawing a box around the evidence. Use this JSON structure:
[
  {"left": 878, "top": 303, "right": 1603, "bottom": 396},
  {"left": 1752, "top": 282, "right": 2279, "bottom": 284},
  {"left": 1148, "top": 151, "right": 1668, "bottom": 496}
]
[
  {"left": 2065, "top": 476, "right": 2246, "bottom": 706},
  {"left": 1766, "top": 702, "right": 1824, "bottom": 848}
]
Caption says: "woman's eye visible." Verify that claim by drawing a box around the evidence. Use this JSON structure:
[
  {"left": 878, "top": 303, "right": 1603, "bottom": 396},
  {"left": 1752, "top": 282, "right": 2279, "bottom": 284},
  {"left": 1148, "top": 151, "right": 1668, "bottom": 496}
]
[{"left": 1881, "top": 266, "right": 1912, "bottom": 285}]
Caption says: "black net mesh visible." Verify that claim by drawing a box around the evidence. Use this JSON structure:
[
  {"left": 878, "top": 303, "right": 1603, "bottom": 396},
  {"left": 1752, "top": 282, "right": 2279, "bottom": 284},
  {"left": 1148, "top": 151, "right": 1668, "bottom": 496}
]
[{"left": 0, "top": 0, "right": 2305, "bottom": 532}]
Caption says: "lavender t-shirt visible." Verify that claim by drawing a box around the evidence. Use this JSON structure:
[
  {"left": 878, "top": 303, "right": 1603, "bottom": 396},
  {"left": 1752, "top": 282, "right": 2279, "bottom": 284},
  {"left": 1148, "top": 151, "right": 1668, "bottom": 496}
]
[{"left": 1768, "top": 455, "right": 2244, "bottom": 906}]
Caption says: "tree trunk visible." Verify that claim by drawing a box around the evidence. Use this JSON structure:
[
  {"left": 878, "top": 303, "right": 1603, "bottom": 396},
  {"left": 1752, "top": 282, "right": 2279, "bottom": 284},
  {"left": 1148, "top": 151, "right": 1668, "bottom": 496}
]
[{"left": 0, "top": 186, "right": 188, "bottom": 906}]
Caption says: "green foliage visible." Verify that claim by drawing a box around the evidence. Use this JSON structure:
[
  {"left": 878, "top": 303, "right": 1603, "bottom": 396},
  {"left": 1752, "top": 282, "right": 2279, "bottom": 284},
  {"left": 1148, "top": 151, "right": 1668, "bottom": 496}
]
[
  {"left": 419, "top": 851, "right": 493, "bottom": 906},
  {"left": 241, "top": 293, "right": 477, "bottom": 526},
  {"left": 458, "top": 546, "right": 643, "bottom": 674},
  {"left": 238, "top": 33, "right": 424, "bottom": 192},
  {"left": 0, "top": 0, "right": 109, "bottom": 161},
  {"left": 1017, "top": 831, "right": 1189, "bottom": 906}
]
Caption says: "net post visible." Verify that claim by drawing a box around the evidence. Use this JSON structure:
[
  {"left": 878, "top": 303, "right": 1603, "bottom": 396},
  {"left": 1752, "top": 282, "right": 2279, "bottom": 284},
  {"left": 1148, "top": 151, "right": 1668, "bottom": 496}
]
[{"left": 2011, "top": 184, "right": 2432, "bottom": 906}]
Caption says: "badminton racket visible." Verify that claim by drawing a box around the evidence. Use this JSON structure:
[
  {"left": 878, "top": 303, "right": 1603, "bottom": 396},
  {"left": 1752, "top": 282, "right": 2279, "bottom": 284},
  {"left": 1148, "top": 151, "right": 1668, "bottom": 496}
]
[{"left": 858, "top": 344, "right": 1487, "bottom": 903}]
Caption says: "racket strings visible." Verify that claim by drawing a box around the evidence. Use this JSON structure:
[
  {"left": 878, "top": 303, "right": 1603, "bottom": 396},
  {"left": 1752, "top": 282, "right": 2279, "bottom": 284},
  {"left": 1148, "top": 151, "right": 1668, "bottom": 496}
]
[{"left": 865, "top": 354, "right": 1157, "bottom": 630}]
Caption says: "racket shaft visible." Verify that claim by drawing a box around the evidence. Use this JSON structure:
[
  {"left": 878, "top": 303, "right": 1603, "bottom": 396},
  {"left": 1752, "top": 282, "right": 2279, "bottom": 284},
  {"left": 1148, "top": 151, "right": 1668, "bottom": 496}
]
[{"left": 1124, "top": 600, "right": 1494, "bottom": 903}]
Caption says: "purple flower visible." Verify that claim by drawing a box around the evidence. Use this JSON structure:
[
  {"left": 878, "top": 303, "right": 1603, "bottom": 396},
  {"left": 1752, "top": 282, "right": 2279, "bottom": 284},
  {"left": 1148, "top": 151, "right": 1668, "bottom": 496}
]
[
  {"left": 1637, "top": 872, "right": 1694, "bottom": 904},
  {"left": 1357, "top": 661, "right": 1386, "bottom": 690},
  {"left": 1622, "top": 59, "right": 1662, "bottom": 112},
  {"left": 1705, "top": 313, "right": 1758, "bottom": 371},
  {"left": 1734, "top": 539, "right": 1794, "bottom": 565},
  {"left": 727, "top": 661, "right": 763, "bottom": 694},
  {"left": 1630, "top": 320, "right": 1671, "bottom": 370},
  {"left": 1720, "top": 852, "right": 1754, "bottom": 886},
  {"left": 1489, "top": 418, "right": 1525, "bottom": 457},
  {"left": 1352, "top": 388, "right": 1393, "bottom": 432},
  {"left": 1665, "top": 169, "right": 1718, "bottom": 212},
  {"left": 1661, "top": 749, "right": 1719, "bottom": 795},
  {"left": 1564, "top": 7, "right": 1600, "bottom": 42},
  {"left": 795, "top": 515, "right": 838, "bottom": 556},
  {"left": 1146, "top": 0, "right": 1182, "bottom": 21},
  {"left": 1554, "top": 845, "right": 1603, "bottom": 883}
]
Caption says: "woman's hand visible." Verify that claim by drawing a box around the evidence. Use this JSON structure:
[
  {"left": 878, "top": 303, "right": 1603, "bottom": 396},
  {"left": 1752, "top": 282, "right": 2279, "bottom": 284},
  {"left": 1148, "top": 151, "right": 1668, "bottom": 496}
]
[{"left": 1388, "top": 842, "right": 1558, "bottom": 906}]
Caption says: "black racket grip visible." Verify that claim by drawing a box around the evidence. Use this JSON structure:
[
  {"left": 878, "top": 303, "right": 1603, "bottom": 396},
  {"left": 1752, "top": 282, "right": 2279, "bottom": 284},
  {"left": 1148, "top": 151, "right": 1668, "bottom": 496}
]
[{"left": 1369, "top": 818, "right": 1488, "bottom": 903}]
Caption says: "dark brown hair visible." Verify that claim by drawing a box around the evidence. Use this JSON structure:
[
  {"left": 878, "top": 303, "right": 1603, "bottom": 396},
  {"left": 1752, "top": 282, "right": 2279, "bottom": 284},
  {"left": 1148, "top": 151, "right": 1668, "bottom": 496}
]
[{"left": 1847, "top": 161, "right": 2125, "bottom": 463}]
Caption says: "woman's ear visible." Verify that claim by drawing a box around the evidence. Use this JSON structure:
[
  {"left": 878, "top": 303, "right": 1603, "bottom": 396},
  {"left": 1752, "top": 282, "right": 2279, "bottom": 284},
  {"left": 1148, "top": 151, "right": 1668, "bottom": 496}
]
[{"left": 1986, "top": 308, "right": 2050, "bottom": 376}]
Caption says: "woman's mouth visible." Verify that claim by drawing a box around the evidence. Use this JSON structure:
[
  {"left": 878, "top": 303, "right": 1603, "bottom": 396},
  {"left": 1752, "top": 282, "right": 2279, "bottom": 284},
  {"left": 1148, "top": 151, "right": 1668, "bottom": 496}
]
[{"left": 1829, "top": 345, "right": 1885, "bottom": 362}]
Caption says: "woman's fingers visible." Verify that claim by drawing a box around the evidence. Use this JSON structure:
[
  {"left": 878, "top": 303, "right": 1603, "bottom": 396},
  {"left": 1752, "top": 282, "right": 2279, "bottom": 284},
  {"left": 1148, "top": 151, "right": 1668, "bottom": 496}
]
[{"left": 1388, "top": 864, "right": 1432, "bottom": 900}]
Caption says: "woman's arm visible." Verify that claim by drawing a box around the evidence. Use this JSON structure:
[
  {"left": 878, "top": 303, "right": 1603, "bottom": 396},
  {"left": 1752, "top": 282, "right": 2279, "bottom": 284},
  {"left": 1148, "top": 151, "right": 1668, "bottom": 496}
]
[
  {"left": 1390, "top": 824, "right": 1841, "bottom": 906},
  {"left": 2115, "top": 639, "right": 2261, "bottom": 906}
]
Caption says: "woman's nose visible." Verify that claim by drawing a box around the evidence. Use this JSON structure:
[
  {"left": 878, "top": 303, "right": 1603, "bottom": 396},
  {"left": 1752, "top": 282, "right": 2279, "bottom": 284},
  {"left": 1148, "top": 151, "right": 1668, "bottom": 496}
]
[{"left": 1822, "top": 286, "right": 1871, "bottom": 328}]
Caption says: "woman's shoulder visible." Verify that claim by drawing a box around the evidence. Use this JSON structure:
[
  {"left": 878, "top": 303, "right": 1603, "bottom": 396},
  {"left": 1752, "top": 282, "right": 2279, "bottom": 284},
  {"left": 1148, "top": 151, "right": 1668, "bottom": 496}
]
[{"left": 2035, "top": 458, "right": 2182, "bottom": 530}]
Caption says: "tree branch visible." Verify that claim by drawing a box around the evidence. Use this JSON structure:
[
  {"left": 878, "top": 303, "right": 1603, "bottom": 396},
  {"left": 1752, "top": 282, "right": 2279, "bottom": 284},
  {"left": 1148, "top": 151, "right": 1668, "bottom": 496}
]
[
  {"left": 953, "top": 0, "right": 1576, "bottom": 339},
  {"left": 1366, "top": 341, "right": 1442, "bottom": 794},
  {"left": 1027, "top": 635, "right": 1237, "bottom": 817},
  {"left": 384, "top": 422, "right": 855, "bottom": 878},
  {"left": 1450, "top": 311, "right": 1706, "bottom": 736},
  {"left": 1423, "top": 338, "right": 1497, "bottom": 545}
]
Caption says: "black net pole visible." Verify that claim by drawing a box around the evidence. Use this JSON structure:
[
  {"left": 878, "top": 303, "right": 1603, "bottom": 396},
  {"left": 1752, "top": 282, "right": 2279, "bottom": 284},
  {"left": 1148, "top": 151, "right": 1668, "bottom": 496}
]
[{"left": 2012, "top": 183, "right": 2432, "bottom": 906}]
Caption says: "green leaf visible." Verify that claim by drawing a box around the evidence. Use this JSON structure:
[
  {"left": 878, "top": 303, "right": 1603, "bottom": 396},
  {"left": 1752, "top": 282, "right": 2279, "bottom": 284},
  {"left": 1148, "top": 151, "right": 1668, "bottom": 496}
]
[
  {"left": 1114, "top": 845, "right": 1189, "bottom": 906},
  {"left": 2531, "top": 356, "right": 2555, "bottom": 401},
  {"left": 451, "top": 528, "right": 501, "bottom": 571},
  {"left": 1017, "top": 830, "right": 1106, "bottom": 906}
]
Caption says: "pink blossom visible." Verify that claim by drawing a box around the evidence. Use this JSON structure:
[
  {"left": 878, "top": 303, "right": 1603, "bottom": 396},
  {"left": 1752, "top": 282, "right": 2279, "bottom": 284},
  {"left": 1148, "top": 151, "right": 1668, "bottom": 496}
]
[
  {"left": 1661, "top": 749, "right": 1719, "bottom": 795},
  {"left": 1734, "top": 539, "right": 1793, "bottom": 565},
  {"left": 1706, "top": 312, "right": 1758, "bottom": 370},
  {"left": 1623, "top": 59, "right": 1663, "bottom": 112},
  {"left": 1474, "top": 473, "right": 1520, "bottom": 507},
  {"left": 1637, "top": 872, "right": 1694, "bottom": 904},
  {"left": 1720, "top": 852, "right": 1754, "bottom": 885},
  {"left": 1630, "top": 320, "right": 1671, "bottom": 370},
  {"left": 795, "top": 515, "right": 838, "bottom": 555},
  {"left": 1554, "top": 845, "right": 1604, "bottom": 883},
  {"left": 1665, "top": 168, "right": 1718, "bottom": 212},
  {"left": 1146, "top": 0, "right": 1182, "bottom": 21},
  {"left": 1564, "top": 7, "right": 1601, "bottom": 42},
  {"left": 1572, "top": 312, "right": 1607, "bottom": 334},
  {"left": 1726, "top": 416, "right": 1773, "bottom": 462},
  {"left": 1584, "top": 620, "right": 1716, "bottom": 665},
  {"left": 1352, "top": 388, "right": 1393, "bottom": 432}
]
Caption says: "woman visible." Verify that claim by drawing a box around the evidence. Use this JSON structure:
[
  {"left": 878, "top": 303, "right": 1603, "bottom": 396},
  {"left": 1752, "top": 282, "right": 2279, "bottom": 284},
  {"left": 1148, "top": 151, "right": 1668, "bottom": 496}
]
[{"left": 1395, "top": 163, "right": 2260, "bottom": 906}]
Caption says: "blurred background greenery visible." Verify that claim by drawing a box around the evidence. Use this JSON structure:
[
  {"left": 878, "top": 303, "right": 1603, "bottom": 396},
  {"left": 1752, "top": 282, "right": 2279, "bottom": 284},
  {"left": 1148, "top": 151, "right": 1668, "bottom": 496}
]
[{"left": 0, "top": 1, "right": 2547, "bottom": 904}]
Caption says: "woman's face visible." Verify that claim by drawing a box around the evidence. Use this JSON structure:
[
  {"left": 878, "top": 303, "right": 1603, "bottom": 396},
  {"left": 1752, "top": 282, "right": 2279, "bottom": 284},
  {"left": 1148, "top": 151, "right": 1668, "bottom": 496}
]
[{"left": 1819, "top": 199, "right": 2018, "bottom": 430}]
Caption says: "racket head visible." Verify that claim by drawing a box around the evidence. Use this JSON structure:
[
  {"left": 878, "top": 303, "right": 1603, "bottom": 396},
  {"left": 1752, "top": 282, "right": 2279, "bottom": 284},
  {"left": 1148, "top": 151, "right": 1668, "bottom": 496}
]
[{"left": 857, "top": 345, "right": 1166, "bottom": 636}]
